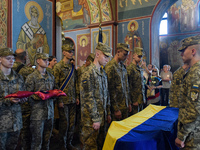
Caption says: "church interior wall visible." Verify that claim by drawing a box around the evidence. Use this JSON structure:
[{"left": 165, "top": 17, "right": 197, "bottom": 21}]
[{"left": 159, "top": 0, "right": 200, "bottom": 73}]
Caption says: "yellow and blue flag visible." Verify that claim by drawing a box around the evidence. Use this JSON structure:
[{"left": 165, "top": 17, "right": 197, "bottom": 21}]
[
  {"left": 98, "top": 23, "right": 102, "bottom": 43},
  {"left": 103, "top": 105, "right": 179, "bottom": 150}
]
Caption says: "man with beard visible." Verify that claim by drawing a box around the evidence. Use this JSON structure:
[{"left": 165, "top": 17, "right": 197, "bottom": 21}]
[
  {"left": 17, "top": 5, "right": 49, "bottom": 66},
  {"left": 105, "top": 43, "right": 132, "bottom": 121}
]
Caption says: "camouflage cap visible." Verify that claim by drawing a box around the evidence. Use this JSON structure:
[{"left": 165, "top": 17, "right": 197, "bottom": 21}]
[
  {"left": 0, "top": 48, "right": 15, "bottom": 57},
  {"left": 134, "top": 47, "right": 143, "bottom": 56},
  {"left": 35, "top": 53, "right": 49, "bottom": 60},
  {"left": 117, "top": 43, "right": 132, "bottom": 51},
  {"left": 86, "top": 53, "right": 95, "bottom": 62},
  {"left": 95, "top": 42, "right": 112, "bottom": 57},
  {"left": 178, "top": 35, "right": 200, "bottom": 52},
  {"left": 62, "top": 44, "right": 74, "bottom": 51}
]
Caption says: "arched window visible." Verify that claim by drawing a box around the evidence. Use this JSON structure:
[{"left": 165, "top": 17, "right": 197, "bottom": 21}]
[{"left": 159, "top": 13, "right": 168, "bottom": 35}]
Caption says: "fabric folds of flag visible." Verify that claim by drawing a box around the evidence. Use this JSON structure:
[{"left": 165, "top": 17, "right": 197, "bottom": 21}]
[
  {"left": 98, "top": 24, "right": 102, "bottom": 43},
  {"left": 103, "top": 105, "right": 179, "bottom": 150}
]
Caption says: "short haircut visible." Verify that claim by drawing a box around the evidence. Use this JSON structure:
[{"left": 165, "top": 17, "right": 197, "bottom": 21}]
[
  {"left": 15, "top": 51, "right": 26, "bottom": 60},
  {"left": 48, "top": 56, "right": 56, "bottom": 62}
]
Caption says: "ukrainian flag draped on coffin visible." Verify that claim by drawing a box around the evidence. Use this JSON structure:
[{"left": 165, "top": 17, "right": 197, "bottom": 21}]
[{"left": 103, "top": 105, "right": 179, "bottom": 150}]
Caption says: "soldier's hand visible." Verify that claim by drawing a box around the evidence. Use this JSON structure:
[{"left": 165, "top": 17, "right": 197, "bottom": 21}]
[
  {"left": 10, "top": 98, "right": 20, "bottom": 104},
  {"left": 128, "top": 104, "right": 132, "bottom": 112},
  {"left": 93, "top": 122, "right": 100, "bottom": 130},
  {"left": 114, "top": 110, "right": 122, "bottom": 119},
  {"left": 107, "top": 115, "right": 111, "bottom": 124},
  {"left": 58, "top": 102, "right": 64, "bottom": 108},
  {"left": 133, "top": 102, "right": 139, "bottom": 106},
  {"left": 175, "top": 138, "right": 185, "bottom": 148},
  {"left": 76, "top": 99, "right": 80, "bottom": 105}
]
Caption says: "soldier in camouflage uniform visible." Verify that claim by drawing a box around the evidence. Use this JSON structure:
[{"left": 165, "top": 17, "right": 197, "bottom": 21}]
[
  {"left": 0, "top": 48, "right": 27, "bottom": 150},
  {"left": 104, "top": 43, "right": 132, "bottom": 121},
  {"left": 76, "top": 53, "right": 95, "bottom": 99},
  {"left": 169, "top": 63, "right": 189, "bottom": 108},
  {"left": 12, "top": 48, "right": 34, "bottom": 150},
  {"left": 175, "top": 35, "right": 200, "bottom": 149},
  {"left": 25, "top": 53, "right": 55, "bottom": 150},
  {"left": 127, "top": 47, "right": 145, "bottom": 115},
  {"left": 80, "top": 42, "right": 111, "bottom": 150},
  {"left": 75, "top": 53, "right": 95, "bottom": 141},
  {"left": 53, "top": 44, "right": 78, "bottom": 150}
]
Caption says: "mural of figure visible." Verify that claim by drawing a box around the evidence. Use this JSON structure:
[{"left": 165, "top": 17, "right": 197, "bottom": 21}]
[
  {"left": 16, "top": 1, "right": 49, "bottom": 66},
  {"left": 78, "top": 35, "right": 90, "bottom": 66},
  {"left": 180, "top": 0, "right": 197, "bottom": 32},
  {"left": 168, "top": 3, "right": 179, "bottom": 33},
  {"left": 124, "top": 20, "right": 143, "bottom": 65}
]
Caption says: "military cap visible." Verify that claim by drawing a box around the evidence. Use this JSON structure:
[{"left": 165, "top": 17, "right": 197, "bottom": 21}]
[
  {"left": 134, "top": 47, "right": 143, "bottom": 56},
  {"left": 62, "top": 44, "right": 74, "bottom": 51},
  {"left": 117, "top": 43, "right": 132, "bottom": 51},
  {"left": 86, "top": 53, "right": 95, "bottom": 62},
  {"left": 35, "top": 53, "right": 49, "bottom": 60},
  {"left": 0, "top": 48, "right": 15, "bottom": 57},
  {"left": 178, "top": 35, "right": 200, "bottom": 52},
  {"left": 96, "top": 42, "right": 112, "bottom": 57}
]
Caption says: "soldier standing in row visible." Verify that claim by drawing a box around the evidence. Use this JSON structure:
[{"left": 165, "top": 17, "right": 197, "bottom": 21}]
[
  {"left": 105, "top": 43, "right": 132, "bottom": 121},
  {"left": 53, "top": 44, "right": 78, "bottom": 150},
  {"left": 80, "top": 42, "right": 111, "bottom": 150},
  {"left": 169, "top": 63, "right": 189, "bottom": 108},
  {"left": 0, "top": 48, "right": 27, "bottom": 150},
  {"left": 12, "top": 48, "right": 34, "bottom": 150},
  {"left": 127, "top": 47, "right": 145, "bottom": 115},
  {"left": 175, "top": 35, "right": 200, "bottom": 149},
  {"left": 25, "top": 53, "right": 55, "bottom": 150}
]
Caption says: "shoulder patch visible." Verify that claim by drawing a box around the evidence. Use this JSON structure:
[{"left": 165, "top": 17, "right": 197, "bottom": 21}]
[
  {"left": 191, "top": 85, "right": 200, "bottom": 102},
  {"left": 82, "top": 80, "right": 87, "bottom": 84}
]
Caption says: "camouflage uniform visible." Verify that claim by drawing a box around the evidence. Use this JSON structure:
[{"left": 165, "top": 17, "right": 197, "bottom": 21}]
[
  {"left": 80, "top": 42, "right": 111, "bottom": 150},
  {"left": 12, "top": 61, "right": 34, "bottom": 80},
  {"left": 127, "top": 62, "right": 145, "bottom": 114},
  {"left": 12, "top": 61, "right": 34, "bottom": 150},
  {"left": 25, "top": 53, "right": 55, "bottom": 150},
  {"left": 46, "top": 67, "right": 54, "bottom": 75},
  {"left": 176, "top": 35, "right": 200, "bottom": 149},
  {"left": 105, "top": 58, "right": 130, "bottom": 120},
  {"left": 53, "top": 58, "right": 77, "bottom": 149},
  {"left": 0, "top": 48, "right": 24, "bottom": 150},
  {"left": 169, "top": 67, "right": 185, "bottom": 108}
]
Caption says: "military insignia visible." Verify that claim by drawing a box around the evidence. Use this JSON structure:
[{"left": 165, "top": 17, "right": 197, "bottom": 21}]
[
  {"left": 82, "top": 80, "right": 87, "bottom": 84},
  {"left": 191, "top": 85, "right": 199, "bottom": 101}
]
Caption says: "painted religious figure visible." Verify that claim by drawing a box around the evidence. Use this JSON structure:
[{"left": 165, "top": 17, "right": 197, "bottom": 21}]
[
  {"left": 77, "top": 34, "right": 91, "bottom": 67},
  {"left": 16, "top": 1, "right": 49, "bottom": 66},
  {"left": 124, "top": 20, "right": 143, "bottom": 65}
]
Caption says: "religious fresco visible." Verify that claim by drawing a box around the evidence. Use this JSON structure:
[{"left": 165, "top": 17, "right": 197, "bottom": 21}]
[
  {"left": 0, "top": 0, "right": 8, "bottom": 48},
  {"left": 76, "top": 33, "right": 91, "bottom": 67},
  {"left": 91, "top": 27, "right": 111, "bottom": 53},
  {"left": 12, "top": 0, "right": 53, "bottom": 66},
  {"left": 118, "top": 18, "right": 150, "bottom": 65},
  {"left": 159, "top": 33, "right": 197, "bottom": 72},
  {"left": 118, "top": 0, "right": 159, "bottom": 20},
  {"left": 56, "top": 0, "right": 112, "bottom": 31},
  {"left": 168, "top": 0, "right": 199, "bottom": 34}
]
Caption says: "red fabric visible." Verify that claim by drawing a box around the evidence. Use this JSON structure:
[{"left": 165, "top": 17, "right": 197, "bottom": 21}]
[
  {"left": 35, "top": 89, "right": 66, "bottom": 100},
  {"left": 4, "top": 91, "right": 34, "bottom": 99}
]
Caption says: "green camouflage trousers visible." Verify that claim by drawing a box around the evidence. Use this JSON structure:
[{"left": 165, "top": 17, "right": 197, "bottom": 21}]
[
  {"left": 30, "top": 119, "right": 53, "bottom": 150},
  {"left": 0, "top": 130, "right": 20, "bottom": 150}
]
